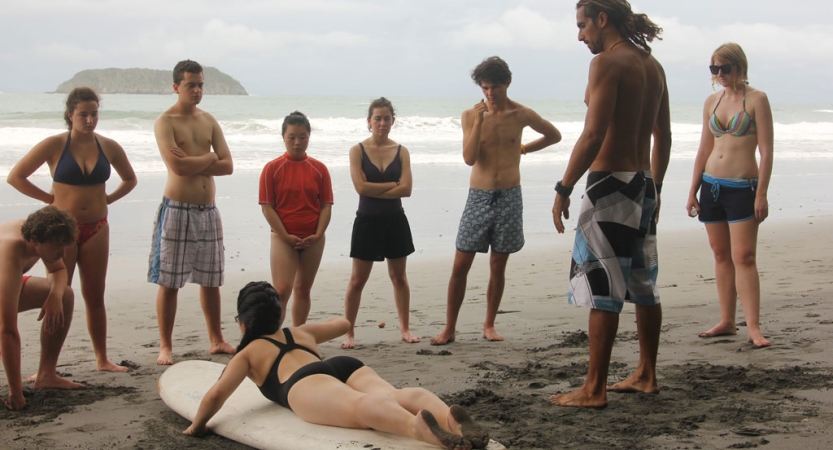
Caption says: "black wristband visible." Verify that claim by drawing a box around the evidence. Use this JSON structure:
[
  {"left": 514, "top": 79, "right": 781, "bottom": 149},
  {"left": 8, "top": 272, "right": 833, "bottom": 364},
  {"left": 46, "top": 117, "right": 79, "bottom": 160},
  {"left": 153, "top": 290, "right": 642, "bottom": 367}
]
[
  {"left": 655, "top": 183, "right": 663, "bottom": 194},
  {"left": 555, "top": 181, "right": 573, "bottom": 197}
]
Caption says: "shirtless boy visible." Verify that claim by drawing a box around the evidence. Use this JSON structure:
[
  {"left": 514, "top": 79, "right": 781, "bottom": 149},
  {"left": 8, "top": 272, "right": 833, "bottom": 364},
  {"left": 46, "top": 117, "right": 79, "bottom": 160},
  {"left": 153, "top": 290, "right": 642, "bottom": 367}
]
[
  {"left": 431, "top": 56, "right": 562, "bottom": 345},
  {"left": 0, "top": 206, "right": 83, "bottom": 410},
  {"left": 148, "top": 59, "right": 235, "bottom": 365},
  {"left": 551, "top": 0, "right": 671, "bottom": 408}
]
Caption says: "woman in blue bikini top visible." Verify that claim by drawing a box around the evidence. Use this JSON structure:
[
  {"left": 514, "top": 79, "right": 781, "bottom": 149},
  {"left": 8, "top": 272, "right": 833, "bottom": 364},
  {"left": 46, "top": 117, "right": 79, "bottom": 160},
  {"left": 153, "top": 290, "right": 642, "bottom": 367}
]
[{"left": 685, "top": 42, "right": 775, "bottom": 349}]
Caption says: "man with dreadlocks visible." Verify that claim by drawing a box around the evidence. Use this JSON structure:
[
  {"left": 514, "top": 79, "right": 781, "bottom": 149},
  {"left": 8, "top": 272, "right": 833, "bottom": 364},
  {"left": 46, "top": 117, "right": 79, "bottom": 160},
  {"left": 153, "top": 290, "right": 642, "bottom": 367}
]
[{"left": 551, "top": 0, "right": 672, "bottom": 408}]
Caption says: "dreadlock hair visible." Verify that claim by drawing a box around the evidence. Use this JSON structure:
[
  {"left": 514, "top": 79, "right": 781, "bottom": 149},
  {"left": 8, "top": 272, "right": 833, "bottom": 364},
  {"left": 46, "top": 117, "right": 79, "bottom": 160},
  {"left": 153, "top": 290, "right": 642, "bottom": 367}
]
[
  {"left": 577, "top": 0, "right": 663, "bottom": 54},
  {"left": 236, "top": 281, "right": 282, "bottom": 353}
]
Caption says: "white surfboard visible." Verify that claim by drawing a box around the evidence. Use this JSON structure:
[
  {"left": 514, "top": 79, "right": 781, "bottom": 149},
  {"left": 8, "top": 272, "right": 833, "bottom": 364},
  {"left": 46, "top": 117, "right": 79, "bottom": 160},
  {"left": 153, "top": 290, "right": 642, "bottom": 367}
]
[{"left": 159, "top": 360, "right": 506, "bottom": 450}]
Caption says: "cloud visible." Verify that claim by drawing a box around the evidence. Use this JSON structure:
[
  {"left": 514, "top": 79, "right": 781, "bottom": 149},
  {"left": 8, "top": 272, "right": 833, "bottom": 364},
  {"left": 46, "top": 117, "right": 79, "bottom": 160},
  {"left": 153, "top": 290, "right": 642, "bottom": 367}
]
[
  {"left": 450, "top": 6, "right": 577, "bottom": 51},
  {"left": 3, "top": 0, "right": 377, "bottom": 18},
  {"left": 118, "top": 19, "right": 369, "bottom": 66},
  {"left": 34, "top": 42, "right": 100, "bottom": 62},
  {"left": 647, "top": 16, "right": 833, "bottom": 67}
]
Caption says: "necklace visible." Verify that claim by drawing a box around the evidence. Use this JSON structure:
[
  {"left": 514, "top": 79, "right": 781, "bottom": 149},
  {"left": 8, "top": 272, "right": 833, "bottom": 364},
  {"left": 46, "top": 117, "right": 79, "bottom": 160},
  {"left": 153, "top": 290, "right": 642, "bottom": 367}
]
[{"left": 609, "top": 39, "right": 628, "bottom": 51}]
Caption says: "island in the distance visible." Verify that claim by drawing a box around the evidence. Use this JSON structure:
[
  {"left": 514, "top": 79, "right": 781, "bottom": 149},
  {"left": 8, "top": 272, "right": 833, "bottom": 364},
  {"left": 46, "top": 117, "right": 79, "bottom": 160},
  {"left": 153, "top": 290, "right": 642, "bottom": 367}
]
[{"left": 54, "top": 67, "right": 247, "bottom": 95}]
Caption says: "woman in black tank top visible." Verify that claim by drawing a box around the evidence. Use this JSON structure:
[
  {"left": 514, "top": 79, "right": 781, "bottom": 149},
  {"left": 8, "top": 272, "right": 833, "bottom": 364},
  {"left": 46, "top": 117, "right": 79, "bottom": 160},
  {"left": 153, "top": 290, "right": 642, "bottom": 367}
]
[
  {"left": 183, "top": 282, "right": 490, "bottom": 450},
  {"left": 341, "top": 97, "right": 418, "bottom": 350}
]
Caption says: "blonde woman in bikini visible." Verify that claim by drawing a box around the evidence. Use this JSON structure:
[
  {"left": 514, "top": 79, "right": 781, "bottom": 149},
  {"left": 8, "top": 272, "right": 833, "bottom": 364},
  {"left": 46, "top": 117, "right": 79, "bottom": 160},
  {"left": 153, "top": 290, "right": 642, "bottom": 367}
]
[{"left": 686, "top": 43, "right": 774, "bottom": 348}]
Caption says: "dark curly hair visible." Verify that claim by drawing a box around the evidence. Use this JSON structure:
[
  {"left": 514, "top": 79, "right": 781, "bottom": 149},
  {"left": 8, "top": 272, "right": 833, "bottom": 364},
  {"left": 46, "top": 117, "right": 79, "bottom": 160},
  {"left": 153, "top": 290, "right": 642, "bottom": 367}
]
[
  {"left": 236, "top": 281, "right": 282, "bottom": 353},
  {"left": 64, "top": 87, "right": 99, "bottom": 130},
  {"left": 20, "top": 206, "right": 77, "bottom": 246},
  {"left": 577, "top": 0, "right": 663, "bottom": 54},
  {"left": 470, "top": 56, "right": 512, "bottom": 86}
]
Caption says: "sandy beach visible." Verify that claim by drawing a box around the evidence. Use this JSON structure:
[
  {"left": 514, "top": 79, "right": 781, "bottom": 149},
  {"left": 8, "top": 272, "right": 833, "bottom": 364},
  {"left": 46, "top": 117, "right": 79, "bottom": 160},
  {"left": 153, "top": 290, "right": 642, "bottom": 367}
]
[{"left": 1, "top": 210, "right": 832, "bottom": 449}]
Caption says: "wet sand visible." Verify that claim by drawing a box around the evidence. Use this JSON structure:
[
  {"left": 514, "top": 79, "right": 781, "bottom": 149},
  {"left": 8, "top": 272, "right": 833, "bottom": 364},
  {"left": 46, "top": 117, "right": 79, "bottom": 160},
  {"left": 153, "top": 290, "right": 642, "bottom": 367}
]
[{"left": 2, "top": 217, "right": 833, "bottom": 449}]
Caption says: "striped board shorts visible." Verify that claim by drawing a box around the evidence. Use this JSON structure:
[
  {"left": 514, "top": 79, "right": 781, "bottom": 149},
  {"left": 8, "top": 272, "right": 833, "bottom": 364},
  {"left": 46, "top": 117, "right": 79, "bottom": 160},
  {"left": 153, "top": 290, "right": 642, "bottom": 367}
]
[
  {"left": 148, "top": 197, "right": 224, "bottom": 289},
  {"left": 568, "top": 171, "right": 659, "bottom": 313}
]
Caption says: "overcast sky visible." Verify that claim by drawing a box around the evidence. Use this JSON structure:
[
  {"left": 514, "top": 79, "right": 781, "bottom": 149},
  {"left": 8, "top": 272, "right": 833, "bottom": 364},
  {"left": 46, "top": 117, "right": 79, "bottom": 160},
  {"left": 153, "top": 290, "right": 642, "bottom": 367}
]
[{"left": 1, "top": 0, "right": 831, "bottom": 104}]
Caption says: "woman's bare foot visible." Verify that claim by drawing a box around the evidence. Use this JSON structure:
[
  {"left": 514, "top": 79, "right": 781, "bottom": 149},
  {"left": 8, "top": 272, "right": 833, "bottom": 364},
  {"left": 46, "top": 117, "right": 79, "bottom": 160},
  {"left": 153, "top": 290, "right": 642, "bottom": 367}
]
[
  {"left": 210, "top": 341, "right": 236, "bottom": 355},
  {"left": 97, "top": 360, "right": 129, "bottom": 372},
  {"left": 33, "top": 373, "right": 84, "bottom": 390},
  {"left": 448, "top": 405, "right": 489, "bottom": 449},
  {"left": 482, "top": 327, "right": 504, "bottom": 342},
  {"left": 549, "top": 387, "right": 607, "bottom": 409},
  {"left": 341, "top": 335, "right": 356, "bottom": 349},
  {"left": 607, "top": 374, "right": 659, "bottom": 394},
  {"left": 401, "top": 330, "right": 421, "bottom": 344},
  {"left": 157, "top": 347, "right": 173, "bottom": 365},
  {"left": 698, "top": 322, "right": 737, "bottom": 338},
  {"left": 417, "top": 410, "right": 472, "bottom": 450},
  {"left": 430, "top": 330, "right": 455, "bottom": 346},
  {"left": 748, "top": 331, "right": 772, "bottom": 348}
]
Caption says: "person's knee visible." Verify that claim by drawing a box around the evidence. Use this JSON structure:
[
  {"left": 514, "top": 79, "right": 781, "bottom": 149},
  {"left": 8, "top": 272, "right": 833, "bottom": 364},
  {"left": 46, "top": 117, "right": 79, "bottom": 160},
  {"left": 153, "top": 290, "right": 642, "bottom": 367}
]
[
  {"left": 489, "top": 253, "right": 510, "bottom": 271},
  {"left": 732, "top": 250, "right": 757, "bottom": 267},
  {"left": 62, "top": 286, "right": 75, "bottom": 309},
  {"left": 711, "top": 246, "right": 732, "bottom": 262},
  {"left": 388, "top": 272, "right": 409, "bottom": 289},
  {"left": 399, "top": 386, "right": 431, "bottom": 402},
  {"left": 347, "top": 276, "right": 368, "bottom": 293}
]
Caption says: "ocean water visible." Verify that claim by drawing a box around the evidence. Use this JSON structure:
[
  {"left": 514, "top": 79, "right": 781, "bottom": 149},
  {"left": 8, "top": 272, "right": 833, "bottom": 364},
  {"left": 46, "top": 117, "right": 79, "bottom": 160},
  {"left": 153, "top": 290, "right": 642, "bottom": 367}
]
[
  {"left": 2, "top": 93, "right": 833, "bottom": 176},
  {"left": 1, "top": 93, "right": 832, "bottom": 266}
]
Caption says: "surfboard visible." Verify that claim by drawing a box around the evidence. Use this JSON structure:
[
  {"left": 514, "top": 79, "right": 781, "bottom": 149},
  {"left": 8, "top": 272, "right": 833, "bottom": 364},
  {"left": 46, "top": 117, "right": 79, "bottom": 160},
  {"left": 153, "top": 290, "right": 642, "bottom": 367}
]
[{"left": 159, "top": 360, "right": 506, "bottom": 450}]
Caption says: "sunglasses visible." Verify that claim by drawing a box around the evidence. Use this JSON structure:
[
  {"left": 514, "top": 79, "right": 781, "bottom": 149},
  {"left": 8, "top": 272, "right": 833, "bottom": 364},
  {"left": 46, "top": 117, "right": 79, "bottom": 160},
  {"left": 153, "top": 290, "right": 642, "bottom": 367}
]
[{"left": 709, "top": 64, "right": 737, "bottom": 75}]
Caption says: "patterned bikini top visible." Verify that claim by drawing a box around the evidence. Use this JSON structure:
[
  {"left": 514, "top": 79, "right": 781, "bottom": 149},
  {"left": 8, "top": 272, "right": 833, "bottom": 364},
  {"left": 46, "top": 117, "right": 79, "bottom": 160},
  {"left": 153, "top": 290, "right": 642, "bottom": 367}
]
[{"left": 709, "top": 87, "right": 757, "bottom": 138}]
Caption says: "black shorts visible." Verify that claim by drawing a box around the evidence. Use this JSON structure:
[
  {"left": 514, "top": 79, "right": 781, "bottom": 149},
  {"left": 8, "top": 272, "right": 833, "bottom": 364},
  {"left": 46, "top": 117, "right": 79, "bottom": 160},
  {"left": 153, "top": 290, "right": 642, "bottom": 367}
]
[
  {"left": 350, "top": 211, "right": 415, "bottom": 261},
  {"left": 698, "top": 176, "right": 757, "bottom": 223}
]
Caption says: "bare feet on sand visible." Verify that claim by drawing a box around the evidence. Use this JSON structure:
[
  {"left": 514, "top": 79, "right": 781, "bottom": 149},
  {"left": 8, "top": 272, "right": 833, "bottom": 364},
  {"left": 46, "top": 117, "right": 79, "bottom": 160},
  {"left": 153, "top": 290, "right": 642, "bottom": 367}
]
[
  {"left": 482, "top": 327, "right": 504, "bottom": 342},
  {"left": 341, "top": 335, "right": 356, "bottom": 349},
  {"left": 210, "top": 341, "right": 236, "bottom": 355},
  {"left": 430, "top": 330, "right": 455, "bottom": 346},
  {"left": 748, "top": 332, "right": 772, "bottom": 348},
  {"left": 33, "top": 373, "right": 84, "bottom": 390},
  {"left": 698, "top": 322, "right": 738, "bottom": 338},
  {"left": 549, "top": 387, "right": 607, "bottom": 409},
  {"left": 401, "top": 330, "right": 421, "bottom": 344},
  {"left": 448, "top": 404, "right": 489, "bottom": 449},
  {"left": 417, "top": 409, "right": 472, "bottom": 450},
  {"left": 157, "top": 347, "right": 173, "bottom": 365},
  {"left": 607, "top": 374, "right": 660, "bottom": 394},
  {"left": 97, "top": 361, "right": 129, "bottom": 372}
]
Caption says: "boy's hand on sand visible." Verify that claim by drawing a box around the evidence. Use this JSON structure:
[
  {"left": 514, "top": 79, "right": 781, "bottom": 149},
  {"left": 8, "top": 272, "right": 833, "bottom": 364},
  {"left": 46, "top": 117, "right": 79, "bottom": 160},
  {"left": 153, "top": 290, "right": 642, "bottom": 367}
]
[{"left": 4, "top": 392, "right": 26, "bottom": 411}]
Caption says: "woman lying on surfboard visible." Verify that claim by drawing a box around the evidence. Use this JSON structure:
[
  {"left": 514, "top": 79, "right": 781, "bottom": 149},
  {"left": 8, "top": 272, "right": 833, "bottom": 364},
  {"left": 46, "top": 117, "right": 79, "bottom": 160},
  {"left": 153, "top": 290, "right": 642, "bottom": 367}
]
[{"left": 183, "top": 281, "right": 489, "bottom": 450}]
